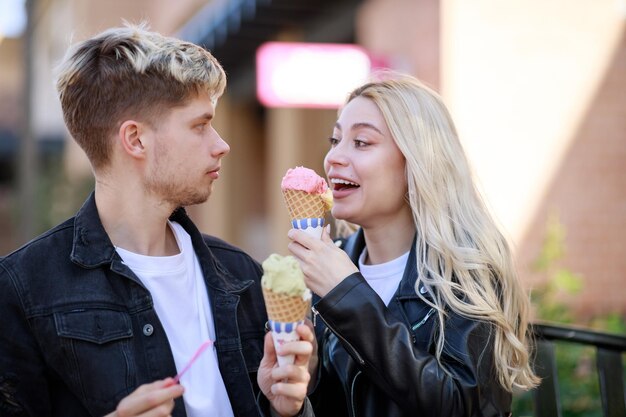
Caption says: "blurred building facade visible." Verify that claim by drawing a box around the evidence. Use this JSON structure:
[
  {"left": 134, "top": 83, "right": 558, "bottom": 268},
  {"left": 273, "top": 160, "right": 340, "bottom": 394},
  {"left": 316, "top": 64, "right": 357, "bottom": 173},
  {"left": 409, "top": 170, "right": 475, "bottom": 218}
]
[{"left": 0, "top": 0, "right": 624, "bottom": 318}]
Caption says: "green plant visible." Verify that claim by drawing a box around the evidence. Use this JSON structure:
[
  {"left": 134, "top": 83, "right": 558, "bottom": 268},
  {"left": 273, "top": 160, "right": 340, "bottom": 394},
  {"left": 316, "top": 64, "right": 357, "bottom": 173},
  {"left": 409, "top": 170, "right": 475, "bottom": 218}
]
[
  {"left": 512, "top": 213, "right": 626, "bottom": 417},
  {"left": 530, "top": 214, "right": 583, "bottom": 324}
]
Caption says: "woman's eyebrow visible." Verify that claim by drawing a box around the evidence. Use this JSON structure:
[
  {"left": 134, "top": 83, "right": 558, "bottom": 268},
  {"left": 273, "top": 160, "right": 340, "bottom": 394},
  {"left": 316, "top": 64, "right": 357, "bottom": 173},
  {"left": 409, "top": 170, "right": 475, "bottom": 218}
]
[
  {"left": 350, "top": 122, "right": 383, "bottom": 135},
  {"left": 334, "top": 121, "right": 384, "bottom": 135}
]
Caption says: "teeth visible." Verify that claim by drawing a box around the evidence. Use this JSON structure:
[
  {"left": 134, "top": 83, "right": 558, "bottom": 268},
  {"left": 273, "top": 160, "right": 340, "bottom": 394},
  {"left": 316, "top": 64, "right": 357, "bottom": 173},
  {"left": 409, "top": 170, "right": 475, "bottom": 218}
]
[{"left": 331, "top": 178, "right": 359, "bottom": 187}]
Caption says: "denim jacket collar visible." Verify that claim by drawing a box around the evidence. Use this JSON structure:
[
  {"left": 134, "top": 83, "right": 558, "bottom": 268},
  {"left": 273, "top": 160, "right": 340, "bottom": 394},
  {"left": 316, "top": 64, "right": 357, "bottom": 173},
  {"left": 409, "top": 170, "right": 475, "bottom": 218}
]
[
  {"left": 168, "top": 206, "right": 253, "bottom": 294},
  {"left": 70, "top": 192, "right": 251, "bottom": 294},
  {"left": 70, "top": 192, "right": 117, "bottom": 268}
]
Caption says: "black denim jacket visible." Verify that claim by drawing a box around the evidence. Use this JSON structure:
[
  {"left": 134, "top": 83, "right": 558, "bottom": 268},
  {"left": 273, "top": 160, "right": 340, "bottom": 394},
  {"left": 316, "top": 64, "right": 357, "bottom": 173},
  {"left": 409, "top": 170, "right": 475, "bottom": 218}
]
[
  {"left": 309, "top": 229, "right": 512, "bottom": 417},
  {"left": 0, "top": 193, "right": 267, "bottom": 417}
]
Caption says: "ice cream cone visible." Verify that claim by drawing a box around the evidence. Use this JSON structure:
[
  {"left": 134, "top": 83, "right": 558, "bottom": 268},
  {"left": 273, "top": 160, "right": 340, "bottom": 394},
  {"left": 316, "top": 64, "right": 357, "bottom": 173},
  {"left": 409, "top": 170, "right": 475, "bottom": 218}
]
[
  {"left": 261, "top": 254, "right": 312, "bottom": 366},
  {"left": 262, "top": 286, "right": 310, "bottom": 366},
  {"left": 291, "top": 217, "right": 325, "bottom": 238},
  {"left": 262, "top": 286, "right": 311, "bottom": 323},
  {"left": 282, "top": 188, "right": 326, "bottom": 221},
  {"left": 267, "top": 320, "right": 304, "bottom": 367}
]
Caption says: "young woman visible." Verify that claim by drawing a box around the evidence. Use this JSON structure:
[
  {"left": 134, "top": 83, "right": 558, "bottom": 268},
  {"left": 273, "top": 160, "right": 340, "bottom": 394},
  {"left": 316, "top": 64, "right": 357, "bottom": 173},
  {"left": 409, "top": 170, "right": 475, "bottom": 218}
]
[{"left": 287, "top": 73, "right": 539, "bottom": 417}]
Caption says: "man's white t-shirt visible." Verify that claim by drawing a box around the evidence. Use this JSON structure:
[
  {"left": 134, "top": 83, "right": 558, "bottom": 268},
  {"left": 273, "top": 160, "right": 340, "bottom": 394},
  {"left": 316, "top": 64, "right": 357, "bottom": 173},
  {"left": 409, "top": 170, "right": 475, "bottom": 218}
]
[
  {"left": 358, "top": 248, "right": 409, "bottom": 306},
  {"left": 116, "top": 221, "right": 235, "bottom": 417}
]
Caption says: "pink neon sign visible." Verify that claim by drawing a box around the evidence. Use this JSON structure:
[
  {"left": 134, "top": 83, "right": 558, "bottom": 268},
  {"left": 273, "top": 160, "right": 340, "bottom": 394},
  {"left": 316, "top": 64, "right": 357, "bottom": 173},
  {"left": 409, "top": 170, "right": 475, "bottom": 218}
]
[{"left": 256, "top": 42, "right": 372, "bottom": 108}]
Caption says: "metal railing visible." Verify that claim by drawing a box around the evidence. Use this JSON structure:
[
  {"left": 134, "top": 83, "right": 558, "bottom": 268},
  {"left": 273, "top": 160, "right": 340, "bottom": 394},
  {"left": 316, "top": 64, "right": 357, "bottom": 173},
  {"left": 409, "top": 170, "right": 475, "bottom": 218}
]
[{"left": 531, "top": 322, "right": 626, "bottom": 417}]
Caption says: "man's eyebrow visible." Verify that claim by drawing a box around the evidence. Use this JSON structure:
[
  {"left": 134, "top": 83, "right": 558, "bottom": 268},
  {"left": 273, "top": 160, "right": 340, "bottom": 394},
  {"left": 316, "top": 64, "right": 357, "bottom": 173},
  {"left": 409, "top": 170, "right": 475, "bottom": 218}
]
[
  {"left": 335, "top": 121, "right": 383, "bottom": 135},
  {"left": 192, "top": 113, "right": 214, "bottom": 122}
]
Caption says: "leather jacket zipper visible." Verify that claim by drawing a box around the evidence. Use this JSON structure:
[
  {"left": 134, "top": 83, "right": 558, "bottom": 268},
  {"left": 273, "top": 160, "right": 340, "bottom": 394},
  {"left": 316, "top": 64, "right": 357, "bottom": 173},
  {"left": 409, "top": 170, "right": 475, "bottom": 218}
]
[
  {"left": 311, "top": 305, "right": 365, "bottom": 365},
  {"left": 350, "top": 370, "right": 362, "bottom": 417},
  {"left": 412, "top": 307, "right": 436, "bottom": 331}
]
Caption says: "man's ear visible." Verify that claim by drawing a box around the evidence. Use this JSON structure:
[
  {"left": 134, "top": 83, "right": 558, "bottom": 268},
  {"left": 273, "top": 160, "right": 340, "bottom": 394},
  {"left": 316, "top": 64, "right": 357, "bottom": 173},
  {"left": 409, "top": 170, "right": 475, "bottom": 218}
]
[{"left": 118, "top": 120, "right": 147, "bottom": 160}]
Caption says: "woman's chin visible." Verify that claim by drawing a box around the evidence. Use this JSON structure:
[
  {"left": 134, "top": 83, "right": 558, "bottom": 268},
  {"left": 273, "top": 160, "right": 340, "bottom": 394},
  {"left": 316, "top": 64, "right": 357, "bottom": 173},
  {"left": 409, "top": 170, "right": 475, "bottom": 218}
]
[{"left": 331, "top": 206, "right": 356, "bottom": 223}]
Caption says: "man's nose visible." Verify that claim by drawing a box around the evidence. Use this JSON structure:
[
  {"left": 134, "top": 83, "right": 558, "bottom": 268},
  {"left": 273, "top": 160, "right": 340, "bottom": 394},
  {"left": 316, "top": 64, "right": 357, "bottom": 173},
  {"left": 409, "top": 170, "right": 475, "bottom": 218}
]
[{"left": 212, "top": 132, "right": 230, "bottom": 157}]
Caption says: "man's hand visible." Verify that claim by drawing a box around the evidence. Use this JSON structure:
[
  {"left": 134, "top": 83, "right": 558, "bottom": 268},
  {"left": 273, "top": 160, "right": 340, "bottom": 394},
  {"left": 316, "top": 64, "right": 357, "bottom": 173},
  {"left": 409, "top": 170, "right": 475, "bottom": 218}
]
[
  {"left": 258, "top": 324, "right": 315, "bottom": 417},
  {"left": 104, "top": 378, "right": 184, "bottom": 417}
]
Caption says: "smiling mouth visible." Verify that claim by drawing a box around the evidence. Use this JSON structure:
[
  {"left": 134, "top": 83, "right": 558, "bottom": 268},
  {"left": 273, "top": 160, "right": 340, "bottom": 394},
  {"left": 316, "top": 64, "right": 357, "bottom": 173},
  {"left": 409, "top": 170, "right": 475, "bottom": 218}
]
[{"left": 330, "top": 178, "right": 360, "bottom": 191}]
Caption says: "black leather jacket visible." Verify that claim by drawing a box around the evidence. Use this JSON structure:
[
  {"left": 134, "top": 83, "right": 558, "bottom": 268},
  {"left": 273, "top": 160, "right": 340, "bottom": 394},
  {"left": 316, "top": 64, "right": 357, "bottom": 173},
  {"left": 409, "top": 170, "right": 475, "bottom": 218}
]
[{"left": 309, "top": 230, "right": 512, "bottom": 417}]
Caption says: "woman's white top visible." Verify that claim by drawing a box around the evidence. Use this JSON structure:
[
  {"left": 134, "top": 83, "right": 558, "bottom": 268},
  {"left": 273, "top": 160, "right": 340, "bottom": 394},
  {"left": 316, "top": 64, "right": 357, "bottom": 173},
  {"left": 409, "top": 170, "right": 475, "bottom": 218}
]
[{"left": 358, "top": 248, "right": 409, "bottom": 306}]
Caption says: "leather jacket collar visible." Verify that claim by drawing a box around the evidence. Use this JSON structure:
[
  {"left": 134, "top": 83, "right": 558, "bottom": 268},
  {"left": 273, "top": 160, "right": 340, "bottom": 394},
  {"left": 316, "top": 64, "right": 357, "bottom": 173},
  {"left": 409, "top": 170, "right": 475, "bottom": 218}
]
[{"left": 339, "top": 228, "right": 429, "bottom": 301}]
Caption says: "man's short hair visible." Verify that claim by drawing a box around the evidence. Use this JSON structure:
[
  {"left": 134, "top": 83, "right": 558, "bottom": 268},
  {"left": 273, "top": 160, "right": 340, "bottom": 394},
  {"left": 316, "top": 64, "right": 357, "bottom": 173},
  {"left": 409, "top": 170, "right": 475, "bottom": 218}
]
[{"left": 56, "top": 23, "right": 226, "bottom": 170}]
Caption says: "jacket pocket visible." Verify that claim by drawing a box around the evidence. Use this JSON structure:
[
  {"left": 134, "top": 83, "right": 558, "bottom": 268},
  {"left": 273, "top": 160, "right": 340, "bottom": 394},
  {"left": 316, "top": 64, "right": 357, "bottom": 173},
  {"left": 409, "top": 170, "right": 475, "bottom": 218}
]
[
  {"left": 56, "top": 308, "right": 133, "bottom": 344},
  {"left": 54, "top": 309, "right": 135, "bottom": 411}
]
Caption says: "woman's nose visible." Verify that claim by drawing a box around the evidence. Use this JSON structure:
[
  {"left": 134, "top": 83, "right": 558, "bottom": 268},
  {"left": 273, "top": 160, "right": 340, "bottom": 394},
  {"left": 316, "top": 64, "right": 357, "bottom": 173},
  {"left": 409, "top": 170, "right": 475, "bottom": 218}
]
[{"left": 325, "top": 144, "right": 348, "bottom": 166}]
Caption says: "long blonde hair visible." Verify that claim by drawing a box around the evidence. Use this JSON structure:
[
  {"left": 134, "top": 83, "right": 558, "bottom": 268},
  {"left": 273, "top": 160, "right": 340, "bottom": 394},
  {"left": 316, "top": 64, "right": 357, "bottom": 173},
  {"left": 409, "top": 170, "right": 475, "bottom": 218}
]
[{"left": 337, "top": 73, "right": 539, "bottom": 391}]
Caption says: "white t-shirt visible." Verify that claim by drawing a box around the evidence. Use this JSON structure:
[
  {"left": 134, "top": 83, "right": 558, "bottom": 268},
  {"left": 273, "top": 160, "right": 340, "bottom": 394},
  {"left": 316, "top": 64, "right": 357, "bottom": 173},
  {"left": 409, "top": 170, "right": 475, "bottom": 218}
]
[
  {"left": 116, "top": 221, "right": 235, "bottom": 417},
  {"left": 358, "top": 248, "right": 409, "bottom": 306}
]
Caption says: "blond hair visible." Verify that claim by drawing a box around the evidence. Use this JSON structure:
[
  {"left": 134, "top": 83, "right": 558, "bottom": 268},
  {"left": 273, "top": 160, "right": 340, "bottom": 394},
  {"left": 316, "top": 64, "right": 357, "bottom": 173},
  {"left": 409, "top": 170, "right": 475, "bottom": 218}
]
[
  {"left": 56, "top": 22, "right": 226, "bottom": 170},
  {"left": 337, "top": 72, "right": 539, "bottom": 391}
]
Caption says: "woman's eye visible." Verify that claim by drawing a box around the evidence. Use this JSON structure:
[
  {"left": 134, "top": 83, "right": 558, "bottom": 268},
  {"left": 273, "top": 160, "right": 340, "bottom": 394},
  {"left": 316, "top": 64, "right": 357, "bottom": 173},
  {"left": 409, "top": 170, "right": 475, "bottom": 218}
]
[
  {"left": 354, "top": 139, "right": 368, "bottom": 147},
  {"left": 328, "top": 137, "right": 340, "bottom": 146}
]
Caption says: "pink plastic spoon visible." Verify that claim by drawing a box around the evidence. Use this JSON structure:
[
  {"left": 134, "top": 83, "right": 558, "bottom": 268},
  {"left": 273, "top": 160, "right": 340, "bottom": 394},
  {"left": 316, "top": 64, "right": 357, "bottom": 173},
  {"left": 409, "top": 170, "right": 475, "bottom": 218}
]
[{"left": 172, "top": 340, "right": 213, "bottom": 383}]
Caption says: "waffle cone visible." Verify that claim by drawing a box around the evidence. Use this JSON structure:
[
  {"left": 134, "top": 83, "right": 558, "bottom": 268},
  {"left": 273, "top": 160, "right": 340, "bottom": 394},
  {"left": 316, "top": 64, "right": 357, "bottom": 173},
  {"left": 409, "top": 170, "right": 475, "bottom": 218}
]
[
  {"left": 282, "top": 189, "right": 325, "bottom": 220},
  {"left": 262, "top": 286, "right": 310, "bottom": 323}
]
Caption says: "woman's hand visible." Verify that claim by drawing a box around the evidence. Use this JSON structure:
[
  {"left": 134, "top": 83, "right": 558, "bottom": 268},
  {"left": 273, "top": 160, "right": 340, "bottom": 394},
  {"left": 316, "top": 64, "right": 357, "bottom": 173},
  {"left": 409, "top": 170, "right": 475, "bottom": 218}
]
[
  {"left": 288, "top": 226, "right": 358, "bottom": 297},
  {"left": 258, "top": 324, "right": 315, "bottom": 417},
  {"left": 104, "top": 378, "right": 184, "bottom": 417}
]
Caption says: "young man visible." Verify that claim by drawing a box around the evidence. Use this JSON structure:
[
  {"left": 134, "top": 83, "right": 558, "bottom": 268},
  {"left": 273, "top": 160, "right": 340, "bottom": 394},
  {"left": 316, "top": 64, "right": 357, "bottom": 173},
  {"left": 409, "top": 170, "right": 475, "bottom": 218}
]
[{"left": 0, "top": 24, "right": 313, "bottom": 417}]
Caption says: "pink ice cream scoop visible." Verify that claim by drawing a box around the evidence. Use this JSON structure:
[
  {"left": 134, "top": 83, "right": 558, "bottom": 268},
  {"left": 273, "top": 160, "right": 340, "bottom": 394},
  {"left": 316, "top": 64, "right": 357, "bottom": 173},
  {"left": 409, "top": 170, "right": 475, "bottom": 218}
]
[
  {"left": 281, "top": 166, "right": 333, "bottom": 236},
  {"left": 281, "top": 166, "right": 328, "bottom": 194}
]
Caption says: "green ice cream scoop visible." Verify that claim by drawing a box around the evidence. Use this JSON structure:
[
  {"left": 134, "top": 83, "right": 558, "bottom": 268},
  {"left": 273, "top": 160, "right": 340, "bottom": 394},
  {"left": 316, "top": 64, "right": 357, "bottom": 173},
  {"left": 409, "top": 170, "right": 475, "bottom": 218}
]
[{"left": 261, "top": 253, "right": 308, "bottom": 297}]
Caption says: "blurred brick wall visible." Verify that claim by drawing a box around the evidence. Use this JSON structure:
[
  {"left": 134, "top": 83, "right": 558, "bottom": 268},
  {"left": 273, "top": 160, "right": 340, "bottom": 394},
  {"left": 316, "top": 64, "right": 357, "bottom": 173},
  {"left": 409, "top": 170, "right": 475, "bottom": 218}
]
[{"left": 518, "top": 28, "right": 626, "bottom": 318}]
